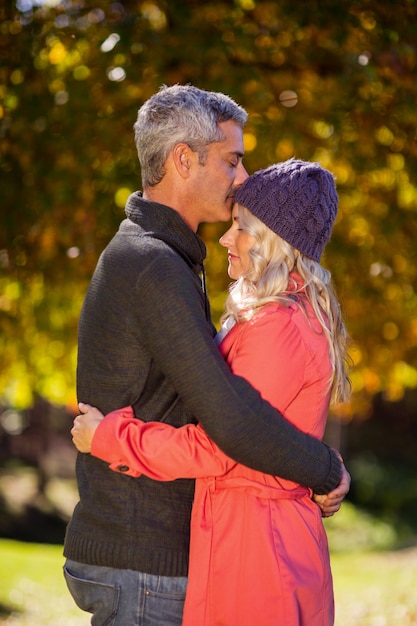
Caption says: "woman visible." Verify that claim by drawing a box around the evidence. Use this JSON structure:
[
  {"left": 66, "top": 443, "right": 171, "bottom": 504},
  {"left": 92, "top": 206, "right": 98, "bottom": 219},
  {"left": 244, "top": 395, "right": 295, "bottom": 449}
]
[{"left": 72, "top": 158, "right": 351, "bottom": 626}]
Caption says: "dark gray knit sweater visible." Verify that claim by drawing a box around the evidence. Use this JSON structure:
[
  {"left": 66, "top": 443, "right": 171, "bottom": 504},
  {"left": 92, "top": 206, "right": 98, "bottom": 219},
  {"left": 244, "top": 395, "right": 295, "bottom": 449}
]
[{"left": 64, "top": 192, "right": 341, "bottom": 576}]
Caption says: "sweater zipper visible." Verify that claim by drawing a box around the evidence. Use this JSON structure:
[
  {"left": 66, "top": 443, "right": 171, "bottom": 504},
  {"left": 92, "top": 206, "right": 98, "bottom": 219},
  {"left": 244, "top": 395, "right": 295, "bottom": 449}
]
[{"left": 200, "top": 264, "right": 211, "bottom": 321}]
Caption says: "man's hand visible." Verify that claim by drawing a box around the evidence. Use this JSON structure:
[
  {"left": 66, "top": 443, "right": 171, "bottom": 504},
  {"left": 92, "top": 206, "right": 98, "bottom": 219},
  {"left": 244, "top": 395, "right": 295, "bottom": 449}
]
[
  {"left": 313, "top": 457, "right": 351, "bottom": 518},
  {"left": 71, "top": 403, "right": 105, "bottom": 453}
]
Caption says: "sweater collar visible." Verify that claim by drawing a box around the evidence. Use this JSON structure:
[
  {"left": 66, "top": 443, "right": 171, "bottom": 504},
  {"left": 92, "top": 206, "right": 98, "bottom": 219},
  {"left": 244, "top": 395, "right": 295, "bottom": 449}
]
[{"left": 125, "top": 191, "right": 207, "bottom": 268}]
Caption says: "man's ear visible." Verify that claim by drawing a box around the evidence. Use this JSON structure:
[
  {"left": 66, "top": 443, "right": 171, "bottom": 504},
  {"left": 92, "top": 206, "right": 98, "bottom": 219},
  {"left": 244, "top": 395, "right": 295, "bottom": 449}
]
[{"left": 173, "top": 143, "right": 193, "bottom": 178}]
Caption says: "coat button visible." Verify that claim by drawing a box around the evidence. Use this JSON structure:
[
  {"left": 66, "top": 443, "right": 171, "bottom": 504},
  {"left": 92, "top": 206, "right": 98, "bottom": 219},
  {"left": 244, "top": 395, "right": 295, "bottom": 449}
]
[{"left": 117, "top": 465, "right": 130, "bottom": 472}]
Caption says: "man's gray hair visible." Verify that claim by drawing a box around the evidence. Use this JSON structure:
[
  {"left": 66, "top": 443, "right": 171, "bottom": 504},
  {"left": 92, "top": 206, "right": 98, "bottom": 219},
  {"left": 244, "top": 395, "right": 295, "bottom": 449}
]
[{"left": 134, "top": 84, "right": 248, "bottom": 188}]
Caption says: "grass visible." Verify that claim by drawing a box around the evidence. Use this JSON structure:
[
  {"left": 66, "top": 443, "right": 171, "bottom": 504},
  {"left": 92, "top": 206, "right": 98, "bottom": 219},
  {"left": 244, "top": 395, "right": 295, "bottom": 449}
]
[
  {"left": 0, "top": 540, "right": 86, "bottom": 626},
  {"left": 331, "top": 548, "right": 417, "bottom": 625},
  {"left": 1, "top": 537, "right": 417, "bottom": 624},
  {"left": 327, "top": 502, "right": 417, "bottom": 624}
]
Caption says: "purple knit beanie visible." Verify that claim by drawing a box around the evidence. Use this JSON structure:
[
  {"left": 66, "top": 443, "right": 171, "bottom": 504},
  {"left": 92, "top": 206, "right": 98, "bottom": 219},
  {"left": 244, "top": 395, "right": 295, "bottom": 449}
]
[{"left": 234, "top": 158, "right": 338, "bottom": 262}]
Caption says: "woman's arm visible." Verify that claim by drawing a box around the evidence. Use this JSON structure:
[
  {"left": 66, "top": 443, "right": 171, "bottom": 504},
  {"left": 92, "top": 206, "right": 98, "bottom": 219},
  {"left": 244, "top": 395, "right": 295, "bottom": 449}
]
[{"left": 72, "top": 404, "right": 235, "bottom": 480}]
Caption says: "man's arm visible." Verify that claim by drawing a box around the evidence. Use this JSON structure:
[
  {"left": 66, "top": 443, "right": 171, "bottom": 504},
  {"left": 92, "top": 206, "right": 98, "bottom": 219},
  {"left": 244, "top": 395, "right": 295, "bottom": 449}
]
[{"left": 133, "top": 255, "right": 342, "bottom": 494}]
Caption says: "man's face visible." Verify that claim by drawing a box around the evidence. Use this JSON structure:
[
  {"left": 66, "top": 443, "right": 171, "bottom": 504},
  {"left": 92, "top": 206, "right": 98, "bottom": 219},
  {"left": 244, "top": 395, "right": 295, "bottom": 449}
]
[{"left": 191, "top": 120, "right": 248, "bottom": 226}]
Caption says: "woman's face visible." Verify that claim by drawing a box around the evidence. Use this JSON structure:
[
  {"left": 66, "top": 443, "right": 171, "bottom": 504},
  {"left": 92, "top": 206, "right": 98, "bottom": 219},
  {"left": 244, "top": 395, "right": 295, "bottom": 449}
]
[{"left": 219, "top": 204, "right": 256, "bottom": 279}]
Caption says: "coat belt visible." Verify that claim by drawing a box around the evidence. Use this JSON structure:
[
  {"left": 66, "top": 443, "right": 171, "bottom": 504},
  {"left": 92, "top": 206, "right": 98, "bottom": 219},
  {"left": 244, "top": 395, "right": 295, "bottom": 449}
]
[{"left": 211, "top": 477, "right": 310, "bottom": 500}]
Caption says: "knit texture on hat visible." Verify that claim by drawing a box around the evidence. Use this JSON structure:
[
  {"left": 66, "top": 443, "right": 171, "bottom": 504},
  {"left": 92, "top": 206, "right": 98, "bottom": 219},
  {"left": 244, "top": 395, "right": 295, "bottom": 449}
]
[{"left": 234, "top": 159, "right": 338, "bottom": 262}]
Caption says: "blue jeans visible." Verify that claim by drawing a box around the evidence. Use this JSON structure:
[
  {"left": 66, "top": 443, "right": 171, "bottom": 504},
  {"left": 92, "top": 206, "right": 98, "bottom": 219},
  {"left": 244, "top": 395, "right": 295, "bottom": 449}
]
[{"left": 63, "top": 559, "right": 187, "bottom": 626}]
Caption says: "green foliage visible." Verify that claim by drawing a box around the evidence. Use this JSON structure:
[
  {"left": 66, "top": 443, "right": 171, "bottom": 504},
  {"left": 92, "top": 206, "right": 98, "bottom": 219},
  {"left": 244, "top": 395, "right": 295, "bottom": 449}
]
[
  {"left": 325, "top": 500, "right": 397, "bottom": 552},
  {"left": 1, "top": 0, "right": 417, "bottom": 409},
  {"left": 349, "top": 455, "right": 417, "bottom": 536}
]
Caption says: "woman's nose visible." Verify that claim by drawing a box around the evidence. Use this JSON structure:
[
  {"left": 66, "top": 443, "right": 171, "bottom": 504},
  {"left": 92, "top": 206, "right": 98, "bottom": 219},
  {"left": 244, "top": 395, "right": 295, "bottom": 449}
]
[{"left": 219, "top": 228, "right": 232, "bottom": 248}]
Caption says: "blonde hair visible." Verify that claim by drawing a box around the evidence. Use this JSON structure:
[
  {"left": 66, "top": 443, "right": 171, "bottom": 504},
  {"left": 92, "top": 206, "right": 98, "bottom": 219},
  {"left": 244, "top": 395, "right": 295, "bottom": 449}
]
[{"left": 222, "top": 206, "right": 352, "bottom": 404}]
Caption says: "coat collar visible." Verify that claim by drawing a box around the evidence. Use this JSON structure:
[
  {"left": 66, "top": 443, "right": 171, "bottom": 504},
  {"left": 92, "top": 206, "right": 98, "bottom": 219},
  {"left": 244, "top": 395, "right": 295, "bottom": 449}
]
[{"left": 124, "top": 191, "right": 207, "bottom": 270}]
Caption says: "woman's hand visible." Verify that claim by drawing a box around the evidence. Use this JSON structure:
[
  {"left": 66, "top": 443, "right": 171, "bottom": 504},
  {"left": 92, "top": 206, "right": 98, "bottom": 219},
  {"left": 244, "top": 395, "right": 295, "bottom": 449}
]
[{"left": 71, "top": 403, "right": 105, "bottom": 453}]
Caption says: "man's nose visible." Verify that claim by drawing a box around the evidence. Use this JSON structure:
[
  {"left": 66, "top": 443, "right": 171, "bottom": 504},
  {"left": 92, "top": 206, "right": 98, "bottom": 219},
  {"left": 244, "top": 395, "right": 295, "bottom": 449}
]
[{"left": 235, "top": 162, "right": 249, "bottom": 187}]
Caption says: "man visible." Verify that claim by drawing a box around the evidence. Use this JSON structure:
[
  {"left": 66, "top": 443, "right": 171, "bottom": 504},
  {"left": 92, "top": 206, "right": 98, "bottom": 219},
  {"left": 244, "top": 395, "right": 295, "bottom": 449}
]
[{"left": 64, "top": 84, "right": 349, "bottom": 626}]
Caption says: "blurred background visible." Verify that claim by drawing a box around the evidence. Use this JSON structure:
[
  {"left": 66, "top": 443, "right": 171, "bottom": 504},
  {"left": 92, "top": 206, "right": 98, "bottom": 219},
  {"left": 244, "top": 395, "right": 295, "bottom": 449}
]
[{"left": 1, "top": 0, "right": 417, "bottom": 623}]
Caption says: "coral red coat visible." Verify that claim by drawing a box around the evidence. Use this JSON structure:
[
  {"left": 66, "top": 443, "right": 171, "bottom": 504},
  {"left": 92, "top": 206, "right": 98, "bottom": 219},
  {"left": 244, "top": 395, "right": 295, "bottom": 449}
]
[{"left": 92, "top": 296, "right": 335, "bottom": 626}]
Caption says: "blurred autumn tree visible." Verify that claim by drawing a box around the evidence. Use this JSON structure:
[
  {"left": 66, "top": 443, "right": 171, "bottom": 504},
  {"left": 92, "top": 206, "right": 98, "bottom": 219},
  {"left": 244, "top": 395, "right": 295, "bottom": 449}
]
[{"left": 1, "top": 0, "right": 417, "bottom": 418}]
